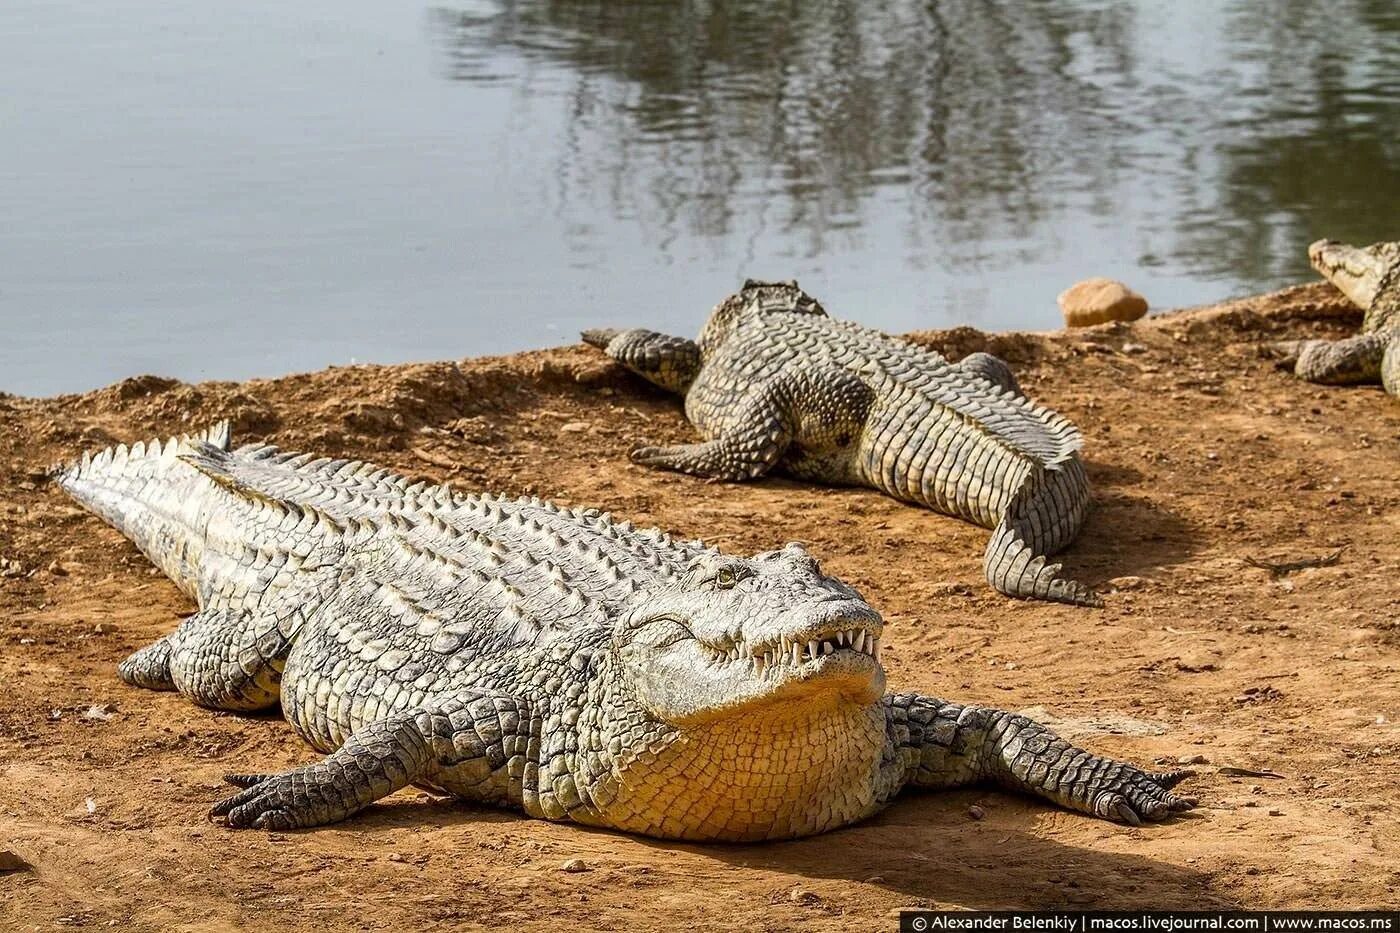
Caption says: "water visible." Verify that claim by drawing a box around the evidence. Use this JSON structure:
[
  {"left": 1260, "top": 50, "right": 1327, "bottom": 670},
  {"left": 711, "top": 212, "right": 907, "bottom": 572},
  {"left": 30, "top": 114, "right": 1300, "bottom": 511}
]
[{"left": 2, "top": 0, "right": 1397, "bottom": 397}]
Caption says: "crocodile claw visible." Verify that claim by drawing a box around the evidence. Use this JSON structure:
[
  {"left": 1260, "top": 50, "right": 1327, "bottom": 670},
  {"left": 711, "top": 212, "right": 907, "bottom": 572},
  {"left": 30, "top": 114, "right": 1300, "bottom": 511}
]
[{"left": 1091, "top": 766, "right": 1198, "bottom": 825}]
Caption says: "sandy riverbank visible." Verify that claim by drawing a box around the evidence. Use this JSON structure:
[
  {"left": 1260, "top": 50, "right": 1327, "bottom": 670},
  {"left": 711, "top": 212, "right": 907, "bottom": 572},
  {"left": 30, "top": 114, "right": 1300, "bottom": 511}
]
[{"left": 1, "top": 282, "right": 1397, "bottom": 928}]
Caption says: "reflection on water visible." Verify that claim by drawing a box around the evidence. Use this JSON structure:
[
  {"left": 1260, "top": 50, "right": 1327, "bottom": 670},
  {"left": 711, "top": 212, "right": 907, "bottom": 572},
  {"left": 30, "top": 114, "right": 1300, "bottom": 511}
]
[
  {"left": 1, "top": 0, "right": 1397, "bottom": 395},
  {"left": 432, "top": 0, "right": 1400, "bottom": 288}
]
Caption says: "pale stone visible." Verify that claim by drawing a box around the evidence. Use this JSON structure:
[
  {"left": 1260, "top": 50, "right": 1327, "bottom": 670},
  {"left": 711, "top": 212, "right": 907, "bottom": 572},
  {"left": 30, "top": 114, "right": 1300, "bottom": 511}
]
[{"left": 1058, "top": 277, "right": 1149, "bottom": 327}]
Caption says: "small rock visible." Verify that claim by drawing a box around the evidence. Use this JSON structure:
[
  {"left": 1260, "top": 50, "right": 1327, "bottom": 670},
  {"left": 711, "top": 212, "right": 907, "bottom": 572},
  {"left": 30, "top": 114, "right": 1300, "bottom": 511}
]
[
  {"left": 47, "top": 561, "right": 69, "bottom": 577},
  {"left": 559, "top": 422, "right": 590, "bottom": 434},
  {"left": 1245, "top": 866, "right": 1260, "bottom": 876},
  {"left": 559, "top": 858, "right": 589, "bottom": 873},
  {"left": 1120, "top": 342, "right": 1149, "bottom": 354},
  {"left": 1058, "top": 278, "right": 1149, "bottom": 327},
  {"left": 80, "top": 704, "right": 116, "bottom": 722},
  {"left": 789, "top": 888, "right": 820, "bottom": 906},
  {"left": 0, "top": 850, "right": 30, "bottom": 873},
  {"left": 1268, "top": 809, "right": 1283, "bottom": 817},
  {"left": 386, "top": 852, "right": 406, "bottom": 863},
  {"left": 1108, "top": 575, "right": 1147, "bottom": 591},
  {"left": 93, "top": 622, "right": 117, "bottom": 635},
  {"left": 1177, "top": 754, "right": 1208, "bottom": 765},
  {"left": 967, "top": 805, "right": 985, "bottom": 820}
]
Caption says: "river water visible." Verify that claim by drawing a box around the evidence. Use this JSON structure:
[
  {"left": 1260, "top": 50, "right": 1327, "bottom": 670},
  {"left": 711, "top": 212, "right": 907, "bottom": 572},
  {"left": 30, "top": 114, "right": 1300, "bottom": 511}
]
[{"left": 2, "top": 0, "right": 1397, "bottom": 395}]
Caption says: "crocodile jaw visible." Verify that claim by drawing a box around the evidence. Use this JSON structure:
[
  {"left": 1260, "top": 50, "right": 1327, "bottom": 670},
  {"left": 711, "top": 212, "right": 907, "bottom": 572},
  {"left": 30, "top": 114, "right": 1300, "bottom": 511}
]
[
  {"left": 1309, "top": 238, "right": 1399, "bottom": 313},
  {"left": 618, "top": 601, "right": 886, "bottom": 727}
]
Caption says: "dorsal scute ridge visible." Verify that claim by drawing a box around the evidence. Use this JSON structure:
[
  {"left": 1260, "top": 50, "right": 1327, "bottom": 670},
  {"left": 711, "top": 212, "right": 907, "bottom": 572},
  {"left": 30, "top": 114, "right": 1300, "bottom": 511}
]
[{"left": 57, "top": 419, "right": 233, "bottom": 483}]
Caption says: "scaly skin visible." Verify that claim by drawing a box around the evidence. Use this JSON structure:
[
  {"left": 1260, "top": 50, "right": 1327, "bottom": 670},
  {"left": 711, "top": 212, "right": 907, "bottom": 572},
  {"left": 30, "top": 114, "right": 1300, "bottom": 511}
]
[
  {"left": 1276, "top": 239, "right": 1400, "bottom": 397},
  {"left": 55, "top": 424, "right": 1193, "bottom": 839},
  {"left": 584, "top": 280, "right": 1098, "bottom": 606}
]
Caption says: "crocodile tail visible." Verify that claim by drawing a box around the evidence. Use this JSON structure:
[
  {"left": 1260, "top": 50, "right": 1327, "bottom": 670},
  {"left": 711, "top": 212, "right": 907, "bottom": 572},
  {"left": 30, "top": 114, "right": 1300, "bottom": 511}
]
[
  {"left": 982, "top": 460, "right": 1100, "bottom": 608},
  {"left": 54, "top": 421, "right": 233, "bottom": 598}
]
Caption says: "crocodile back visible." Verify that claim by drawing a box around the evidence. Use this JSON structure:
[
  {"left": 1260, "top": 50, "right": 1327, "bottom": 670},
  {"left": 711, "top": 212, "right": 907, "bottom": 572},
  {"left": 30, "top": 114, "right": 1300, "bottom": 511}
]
[{"left": 690, "top": 303, "right": 1082, "bottom": 471}]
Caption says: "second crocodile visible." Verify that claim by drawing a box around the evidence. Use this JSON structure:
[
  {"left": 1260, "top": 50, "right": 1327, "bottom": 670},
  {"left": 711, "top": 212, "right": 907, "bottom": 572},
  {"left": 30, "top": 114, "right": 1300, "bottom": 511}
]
[{"left": 584, "top": 280, "right": 1098, "bottom": 606}]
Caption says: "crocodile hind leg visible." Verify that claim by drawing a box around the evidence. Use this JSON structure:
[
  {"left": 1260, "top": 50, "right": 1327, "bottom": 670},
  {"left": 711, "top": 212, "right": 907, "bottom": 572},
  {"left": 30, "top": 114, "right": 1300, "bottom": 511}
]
[
  {"left": 883, "top": 694, "right": 1195, "bottom": 824},
  {"left": 582, "top": 328, "right": 701, "bottom": 395},
  {"left": 118, "top": 637, "right": 176, "bottom": 690},
  {"left": 631, "top": 366, "right": 871, "bottom": 482},
  {"left": 957, "top": 352, "right": 1023, "bottom": 396},
  {"left": 211, "top": 695, "right": 534, "bottom": 830},
  {"left": 131, "top": 606, "right": 292, "bottom": 712},
  {"left": 1276, "top": 331, "right": 1387, "bottom": 386}
]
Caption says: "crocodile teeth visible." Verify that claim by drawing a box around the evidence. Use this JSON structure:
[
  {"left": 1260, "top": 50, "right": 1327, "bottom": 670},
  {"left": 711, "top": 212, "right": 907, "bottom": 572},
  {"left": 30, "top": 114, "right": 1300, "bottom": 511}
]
[
  {"left": 852, "top": 630, "right": 865, "bottom": 652},
  {"left": 872, "top": 637, "right": 881, "bottom": 661},
  {"left": 823, "top": 642, "right": 833, "bottom": 655},
  {"left": 790, "top": 642, "right": 802, "bottom": 666},
  {"left": 806, "top": 640, "right": 819, "bottom": 661}
]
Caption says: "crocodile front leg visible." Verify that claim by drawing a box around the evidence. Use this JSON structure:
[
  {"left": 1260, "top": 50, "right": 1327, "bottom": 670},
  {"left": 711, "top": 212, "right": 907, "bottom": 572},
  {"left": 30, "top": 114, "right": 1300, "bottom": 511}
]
[
  {"left": 883, "top": 694, "right": 1195, "bottom": 825},
  {"left": 582, "top": 327, "right": 701, "bottom": 395},
  {"left": 632, "top": 365, "right": 871, "bottom": 482},
  {"left": 211, "top": 694, "right": 534, "bottom": 830},
  {"left": 1275, "top": 331, "right": 1388, "bottom": 386},
  {"left": 957, "top": 352, "right": 1023, "bottom": 396}
]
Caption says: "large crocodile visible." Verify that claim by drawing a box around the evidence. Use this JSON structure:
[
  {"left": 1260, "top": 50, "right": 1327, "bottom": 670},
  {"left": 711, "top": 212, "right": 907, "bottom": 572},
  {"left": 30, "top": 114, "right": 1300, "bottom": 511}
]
[
  {"left": 583, "top": 280, "right": 1098, "bottom": 606},
  {"left": 1276, "top": 239, "right": 1400, "bottom": 398},
  {"left": 55, "top": 424, "right": 1193, "bottom": 838}
]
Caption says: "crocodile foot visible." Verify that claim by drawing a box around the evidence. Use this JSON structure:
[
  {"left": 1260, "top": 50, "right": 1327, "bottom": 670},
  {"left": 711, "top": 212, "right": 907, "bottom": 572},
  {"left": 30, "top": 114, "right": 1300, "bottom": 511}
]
[{"left": 1089, "top": 766, "right": 1198, "bottom": 825}]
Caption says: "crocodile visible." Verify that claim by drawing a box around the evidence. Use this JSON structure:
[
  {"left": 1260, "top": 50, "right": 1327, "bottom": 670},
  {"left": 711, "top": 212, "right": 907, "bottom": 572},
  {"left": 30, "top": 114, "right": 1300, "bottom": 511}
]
[
  {"left": 55, "top": 423, "right": 1193, "bottom": 839},
  {"left": 1276, "top": 239, "right": 1400, "bottom": 397},
  {"left": 583, "top": 280, "right": 1099, "bottom": 606}
]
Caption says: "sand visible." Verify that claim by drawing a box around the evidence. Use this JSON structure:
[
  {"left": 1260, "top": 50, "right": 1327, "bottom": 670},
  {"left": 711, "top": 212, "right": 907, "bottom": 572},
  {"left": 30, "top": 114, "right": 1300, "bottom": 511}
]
[{"left": 1, "top": 282, "right": 1397, "bottom": 929}]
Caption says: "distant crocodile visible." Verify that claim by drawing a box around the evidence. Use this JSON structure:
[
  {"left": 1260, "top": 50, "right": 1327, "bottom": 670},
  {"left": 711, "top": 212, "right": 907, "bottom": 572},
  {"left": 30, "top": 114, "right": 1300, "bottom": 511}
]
[
  {"left": 584, "top": 280, "right": 1098, "bottom": 606},
  {"left": 55, "top": 424, "right": 1192, "bottom": 838},
  {"left": 1277, "top": 239, "right": 1400, "bottom": 397}
]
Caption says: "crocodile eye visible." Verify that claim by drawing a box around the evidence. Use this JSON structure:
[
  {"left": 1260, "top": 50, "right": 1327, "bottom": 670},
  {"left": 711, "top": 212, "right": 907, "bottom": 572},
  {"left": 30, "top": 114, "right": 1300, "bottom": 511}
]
[{"left": 716, "top": 568, "right": 738, "bottom": 589}]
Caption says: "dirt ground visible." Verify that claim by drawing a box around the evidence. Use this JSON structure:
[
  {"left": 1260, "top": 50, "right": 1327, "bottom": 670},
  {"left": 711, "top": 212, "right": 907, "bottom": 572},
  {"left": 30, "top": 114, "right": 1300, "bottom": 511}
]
[{"left": 1, "top": 282, "right": 1397, "bottom": 930}]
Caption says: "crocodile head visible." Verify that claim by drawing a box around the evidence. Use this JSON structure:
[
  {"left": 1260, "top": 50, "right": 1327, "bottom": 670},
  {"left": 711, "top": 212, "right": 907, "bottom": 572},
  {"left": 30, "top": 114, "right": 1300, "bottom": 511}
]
[
  {"left": 1309, "top": 238, "right": 1400, "bottom": 319},
  {"left": 614, "top": 543, "right": 886, "bottom": 725}
]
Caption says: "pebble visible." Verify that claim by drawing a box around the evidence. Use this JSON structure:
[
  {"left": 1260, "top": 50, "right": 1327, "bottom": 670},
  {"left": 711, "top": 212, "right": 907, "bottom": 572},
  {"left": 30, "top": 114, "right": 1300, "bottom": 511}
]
[
  {"left": 80, "top": 704, "right": 115, "bottom": 722},
  {"left": 967, "top": 805, "right": 985, "bottom": 820},
  {"left": 559, "top": 858, "right": 589, "bottom": 873},
  {"left": 93, "top": 623, "right": 117, "bottom": 635},
  {"left": 47, "top": 561, "right": 68, "bottom": 577},
  {"left": 0, "top": 850, "right": 30, "bottom": 873},
  {"left": 1058, "top": 278, "right": 1149, "bottom": 327},
  {"left": 1177, "top": 754, "right": 1208, "bottom": 765},
  {"left": 789, "top": 888, "right": 820, "bottom": 905}
]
